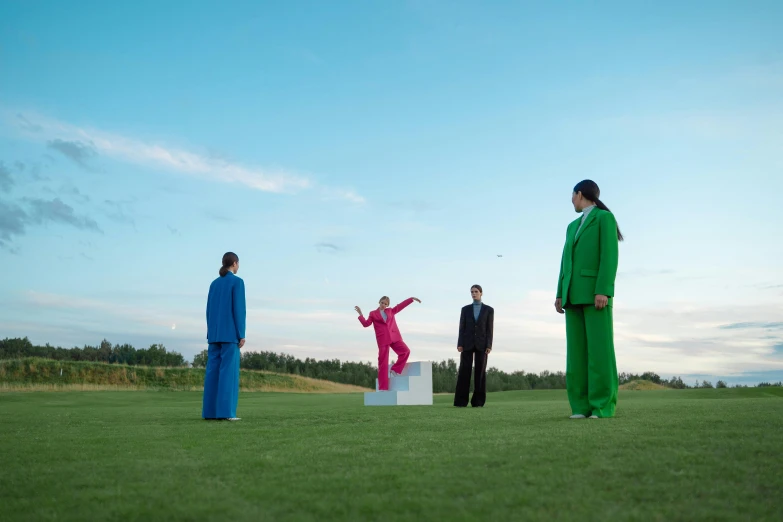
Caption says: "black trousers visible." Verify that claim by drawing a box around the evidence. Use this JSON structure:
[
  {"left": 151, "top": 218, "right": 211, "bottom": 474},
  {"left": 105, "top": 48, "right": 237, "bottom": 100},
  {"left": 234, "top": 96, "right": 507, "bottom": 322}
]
[{"left": 454, "top": 349, "right": 488, "bottom": 407}]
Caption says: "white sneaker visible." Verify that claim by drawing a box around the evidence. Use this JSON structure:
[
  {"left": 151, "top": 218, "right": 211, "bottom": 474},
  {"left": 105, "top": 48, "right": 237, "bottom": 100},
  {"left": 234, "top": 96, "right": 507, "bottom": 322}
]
[
  {"left": 570, "top": 414, "right": 586, "bottom": 419},
  {"left": 227, "top": 417, "right": 241, "bottom": 421},
  {"left": 589, "top": 415, "right": 599, "bottom": 419}
]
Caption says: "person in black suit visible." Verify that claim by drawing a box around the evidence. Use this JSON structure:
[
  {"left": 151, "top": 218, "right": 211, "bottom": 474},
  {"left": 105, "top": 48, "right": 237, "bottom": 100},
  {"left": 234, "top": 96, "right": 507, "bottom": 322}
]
[{"left": 454, "top": 284, "right": 494, "bottom": 407}]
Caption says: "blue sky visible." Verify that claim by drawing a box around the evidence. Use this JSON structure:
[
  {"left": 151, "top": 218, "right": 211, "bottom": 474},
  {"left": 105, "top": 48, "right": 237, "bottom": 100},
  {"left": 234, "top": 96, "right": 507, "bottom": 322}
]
[{"left": 1, "top": 0, "right": 782, "bottom": 385}]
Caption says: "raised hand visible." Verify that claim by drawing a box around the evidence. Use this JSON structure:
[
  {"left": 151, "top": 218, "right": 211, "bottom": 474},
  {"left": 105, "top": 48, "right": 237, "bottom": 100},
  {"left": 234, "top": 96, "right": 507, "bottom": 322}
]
[
  {"left": 354, "top": 306, "right": 363, "bottom": 316},
  {"left": 412, "top": 297, "right": 421, "bottom": 303}
]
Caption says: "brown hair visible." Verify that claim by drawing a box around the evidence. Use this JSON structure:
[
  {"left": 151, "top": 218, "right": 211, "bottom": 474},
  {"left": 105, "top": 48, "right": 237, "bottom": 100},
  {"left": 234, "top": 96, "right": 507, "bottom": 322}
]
[
  {"left": 471, "top": 284, "right": 483, "bottom": 293},
  {"left": 378, "top": 296, "right": 390, "bottom": 304},
  {"left": 219, "top": 252, "right": 239, "bottom": 277}
]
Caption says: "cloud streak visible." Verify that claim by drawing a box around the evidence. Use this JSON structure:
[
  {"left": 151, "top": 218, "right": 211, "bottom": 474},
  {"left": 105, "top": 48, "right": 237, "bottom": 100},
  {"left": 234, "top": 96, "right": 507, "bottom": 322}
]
[
  {"left": 0, "top": 200, "right": 27, "bottom": 249},
  {"left": 315, "top": 242, "right": 342, "bottom": 253},
  {"left": 0, "top": 162, "right": 14, "bottom": 192},
  {"left": 7, "top": 112, "right": 363, "bottom": 201},
  {"left": 47, "top": 139, "right": 97, "bottom": 169},
  {"left": 0, "top": 197, "right": 101, "bottom": 249},
  {"left": 719, "top": 321, "right": 783, "bottom": 331},
  {"left": 26, "top": 197, "right": 102, "bottom": 232}
]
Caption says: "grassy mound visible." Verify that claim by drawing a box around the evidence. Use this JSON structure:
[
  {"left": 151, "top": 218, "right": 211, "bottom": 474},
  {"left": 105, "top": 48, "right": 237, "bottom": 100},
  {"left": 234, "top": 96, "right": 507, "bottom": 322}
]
[
  {"left": 620, "top": 379, "right": 668, "bottom": 391},
  {"left": 0, "top": 358, "right": 370, "bottom": 393}
]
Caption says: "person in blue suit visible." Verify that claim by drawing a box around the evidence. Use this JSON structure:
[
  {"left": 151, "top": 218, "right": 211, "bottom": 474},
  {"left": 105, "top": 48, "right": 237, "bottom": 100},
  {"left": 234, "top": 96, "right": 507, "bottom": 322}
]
[{"left": 202, "top": 251, "right": 246, "bottom": 421}]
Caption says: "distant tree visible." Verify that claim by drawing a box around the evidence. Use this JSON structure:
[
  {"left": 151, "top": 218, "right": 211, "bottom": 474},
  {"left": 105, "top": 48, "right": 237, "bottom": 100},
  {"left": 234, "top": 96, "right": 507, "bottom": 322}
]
[
  {"left": 716, "top": 380, "right": 727, "bottom": 388},
  {"left": 701, "top": 380, "right": 714, "bottom": 389},
  {"left": 665, "top": 376, "right": 688, "bottom": 389},
  {"left": 192, "top": 350, "right": 209, "bottom": 368}
]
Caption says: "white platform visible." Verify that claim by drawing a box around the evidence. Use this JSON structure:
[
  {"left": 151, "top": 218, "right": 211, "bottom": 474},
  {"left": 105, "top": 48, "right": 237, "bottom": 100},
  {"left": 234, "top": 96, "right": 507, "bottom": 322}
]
[{"left": 364, "top": 361, "right": 433, "bottom": 406}]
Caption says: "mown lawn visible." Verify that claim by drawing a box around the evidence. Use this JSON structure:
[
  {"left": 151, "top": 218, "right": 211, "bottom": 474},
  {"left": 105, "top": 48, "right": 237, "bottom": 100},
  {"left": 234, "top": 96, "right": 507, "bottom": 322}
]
[{"left": 1, "top": 388, "right": 781, "bottom": 521}]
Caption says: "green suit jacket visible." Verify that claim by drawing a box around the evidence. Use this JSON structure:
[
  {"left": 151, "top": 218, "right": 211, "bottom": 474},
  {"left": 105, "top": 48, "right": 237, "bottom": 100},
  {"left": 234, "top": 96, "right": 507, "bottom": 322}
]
[{"left": 556, "top": 208, "right": 619, "bottom": 307}]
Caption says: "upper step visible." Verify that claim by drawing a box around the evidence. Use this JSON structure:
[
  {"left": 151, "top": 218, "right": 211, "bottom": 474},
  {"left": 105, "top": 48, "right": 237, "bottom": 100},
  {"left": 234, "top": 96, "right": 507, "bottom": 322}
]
[{"left": 375, "top": 361, "right": 432, "bottom": 391}]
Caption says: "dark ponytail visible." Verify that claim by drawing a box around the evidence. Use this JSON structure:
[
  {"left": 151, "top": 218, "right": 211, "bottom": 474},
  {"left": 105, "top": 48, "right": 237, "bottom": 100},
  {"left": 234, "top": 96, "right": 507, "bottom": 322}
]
[
  {"left": 573, "top": 180, "right": 624, "bottom": 241},
  {"left": 219, "top": 252, "right": 239, "bottom": 277}
]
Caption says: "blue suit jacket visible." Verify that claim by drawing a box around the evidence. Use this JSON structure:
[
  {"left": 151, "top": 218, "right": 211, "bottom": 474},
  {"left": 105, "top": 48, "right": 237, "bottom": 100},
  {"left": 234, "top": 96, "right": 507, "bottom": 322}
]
[{"left": 206, "top": 272, "right": 246, "bottom": 343}]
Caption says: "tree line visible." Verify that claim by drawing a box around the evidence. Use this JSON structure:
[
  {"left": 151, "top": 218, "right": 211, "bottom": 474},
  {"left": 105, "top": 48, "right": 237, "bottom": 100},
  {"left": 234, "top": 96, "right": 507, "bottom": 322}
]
[
  {"left": 3, "top": 337, "right": 780, "bottom": 392},
  {"left": 0, "top": 337, "right": 186, "bottom": 367},
  {"left": 191, "top": 349, "right": 570, "bottom": 393},
  {"left": 616, "top": 371, "right": 783, "bottom": 389}
]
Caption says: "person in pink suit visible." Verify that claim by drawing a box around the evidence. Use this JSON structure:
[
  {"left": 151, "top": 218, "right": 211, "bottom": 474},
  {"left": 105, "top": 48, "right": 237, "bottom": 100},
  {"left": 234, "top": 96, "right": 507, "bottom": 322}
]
[{"left": 355, "top": 296, "right": 421, "bottom": 391}]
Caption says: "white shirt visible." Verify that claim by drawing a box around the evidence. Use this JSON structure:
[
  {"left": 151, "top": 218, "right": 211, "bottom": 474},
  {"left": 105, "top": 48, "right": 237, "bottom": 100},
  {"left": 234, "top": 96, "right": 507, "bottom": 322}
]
[{"left": 576, "top": 204, "right": 595, "bottom": 236}]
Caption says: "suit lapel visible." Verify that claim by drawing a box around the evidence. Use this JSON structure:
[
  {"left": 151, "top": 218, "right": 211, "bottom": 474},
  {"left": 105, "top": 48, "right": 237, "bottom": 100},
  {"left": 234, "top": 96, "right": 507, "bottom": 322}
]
[
  {"left": 567, "top": 219, "right": 579, "bottom": 245},
  {"left": 575, "top": 209, "right": 598, "bottom": 244}
]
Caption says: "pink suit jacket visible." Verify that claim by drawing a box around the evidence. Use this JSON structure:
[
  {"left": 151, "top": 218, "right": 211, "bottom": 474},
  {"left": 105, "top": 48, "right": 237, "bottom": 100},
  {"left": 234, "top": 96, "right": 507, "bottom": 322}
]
[{"left": 358, "top": 298, "right": 414, "bottom": 347}]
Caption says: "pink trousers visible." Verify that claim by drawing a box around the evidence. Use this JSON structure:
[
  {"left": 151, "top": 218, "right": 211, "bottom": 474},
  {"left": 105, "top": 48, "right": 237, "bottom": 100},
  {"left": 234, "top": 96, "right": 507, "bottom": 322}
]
[{"left": 377, "top": 340, "right": 410, "bottom": 391}]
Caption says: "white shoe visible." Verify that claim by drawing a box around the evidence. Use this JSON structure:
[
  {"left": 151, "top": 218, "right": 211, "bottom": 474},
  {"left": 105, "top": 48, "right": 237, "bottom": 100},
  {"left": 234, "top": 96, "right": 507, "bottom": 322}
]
[
  {"left": 570, "top": 414, "right": 586, "bottom": 419},
  {"left": 589, "top": 415, "right": 599, "bottom": 419},
  {"left": 227, "top": 417, "right": 241, "bottom": 421}
]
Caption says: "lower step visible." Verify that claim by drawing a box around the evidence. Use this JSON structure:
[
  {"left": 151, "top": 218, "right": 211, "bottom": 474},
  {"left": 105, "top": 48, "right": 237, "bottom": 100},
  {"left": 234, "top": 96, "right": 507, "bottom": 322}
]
[{"left": 364, "top": 390, "right": 433, "bottom": 406}]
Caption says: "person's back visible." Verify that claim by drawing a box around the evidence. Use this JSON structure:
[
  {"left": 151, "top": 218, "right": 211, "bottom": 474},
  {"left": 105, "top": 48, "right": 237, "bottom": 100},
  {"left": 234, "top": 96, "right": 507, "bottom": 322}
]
[
  {"left": 202, "top": 252, "right": 246, "bottom": 421},
  {"left": 207, "top": 272, "right": 246, "bottom": 343}
]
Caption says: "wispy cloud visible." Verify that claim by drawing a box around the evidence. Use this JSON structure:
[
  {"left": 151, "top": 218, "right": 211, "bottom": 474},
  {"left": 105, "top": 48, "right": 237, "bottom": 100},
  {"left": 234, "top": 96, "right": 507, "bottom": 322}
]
[
  {"left": 205, "top": 210, "right": 233, "bottom": 223},
  {"left": 12, "top": 160, "right": 49, "bottom": 182},
  {"left": 0, "top": 200, "right": 27, "bottom": 250},
  {"left": 619, "top": 268, "right": 675, "bottom": 278},
  {"left": 719, "top": 321, "right": 783, "bottom": 331},
  {"left": 320, "top": 187, "right": 366, "bottom": 204},
  {"left": 0, "top": 162, "right": 14, "bottom": 192},
  {"left": 26, "top": 197, "right": 102, "bottom": 232},
  {"left": 21, "top": 290, "right": 202, "bottom": 331},
  {"left": 0, "top": 196, "right": 101, "bottom": 249},
  {"left": 15, "top": 114, "right": 42, "bottom": 133},
  {"left": 315, "top": 242, "right": 343, "bottom": 253},
  {"left": 47, "top": 139, "right": 97, "bottom": 169},
  {"left": 103, "top": 199, "right": 135, "bottom": 226},
  {"left": 59, "top": 184, "right": 90, "bottom": 204},
  {"left": 6, "top": 112, "right": 363, "bottom": 202}
]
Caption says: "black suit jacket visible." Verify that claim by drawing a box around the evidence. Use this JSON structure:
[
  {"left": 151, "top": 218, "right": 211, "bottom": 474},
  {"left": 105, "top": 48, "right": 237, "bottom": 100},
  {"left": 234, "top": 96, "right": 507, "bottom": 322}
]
[{"left": 458, "top": 303, "right": 494, "bottom": 352}]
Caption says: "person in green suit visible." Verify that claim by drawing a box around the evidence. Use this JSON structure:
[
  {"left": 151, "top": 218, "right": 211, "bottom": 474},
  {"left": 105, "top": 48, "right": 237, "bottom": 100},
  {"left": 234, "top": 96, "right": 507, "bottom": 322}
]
[{"left": 555, "top": 180, "right": 624, "bottom": 419}]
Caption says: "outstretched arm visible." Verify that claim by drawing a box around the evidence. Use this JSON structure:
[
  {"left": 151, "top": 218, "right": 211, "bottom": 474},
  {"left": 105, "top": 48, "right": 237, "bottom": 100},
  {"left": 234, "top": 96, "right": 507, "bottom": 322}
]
[
  {"left": 355, "top": 306, "right": 373, "bottom": 327},
  {"left": 391, "top": 297, "right": 417, "bottom": 314}
]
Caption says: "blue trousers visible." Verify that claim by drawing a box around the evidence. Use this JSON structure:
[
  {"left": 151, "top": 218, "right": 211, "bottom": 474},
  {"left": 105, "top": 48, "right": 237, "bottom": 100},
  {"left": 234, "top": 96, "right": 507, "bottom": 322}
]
[{"left": 202, "top": 342, "right": 240, "bottom": 419}]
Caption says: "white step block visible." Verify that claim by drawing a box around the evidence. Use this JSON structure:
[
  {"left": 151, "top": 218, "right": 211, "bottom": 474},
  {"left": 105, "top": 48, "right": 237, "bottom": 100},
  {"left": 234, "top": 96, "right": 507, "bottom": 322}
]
[{"left": 365, "top": 361, "right": 433, "bottom": 406}]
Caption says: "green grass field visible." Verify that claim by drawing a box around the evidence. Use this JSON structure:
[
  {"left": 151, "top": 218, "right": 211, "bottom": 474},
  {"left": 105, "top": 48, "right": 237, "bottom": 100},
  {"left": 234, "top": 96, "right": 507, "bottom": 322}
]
[{"left": 2, "top": 388, "right": 782, "bottom": 521}]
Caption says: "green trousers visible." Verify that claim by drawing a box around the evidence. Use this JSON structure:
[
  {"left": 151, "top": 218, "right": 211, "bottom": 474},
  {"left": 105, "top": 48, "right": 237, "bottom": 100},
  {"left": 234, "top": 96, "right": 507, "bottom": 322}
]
[{"left": 565, "top": 305, "right": 618, "bottom": 418}]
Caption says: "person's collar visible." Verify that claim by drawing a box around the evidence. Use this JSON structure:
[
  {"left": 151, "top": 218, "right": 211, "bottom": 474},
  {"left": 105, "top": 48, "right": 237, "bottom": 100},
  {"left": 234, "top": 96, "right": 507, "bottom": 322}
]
[{"left": 582, "top": 204, "right": 596, "bottom": 215}]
